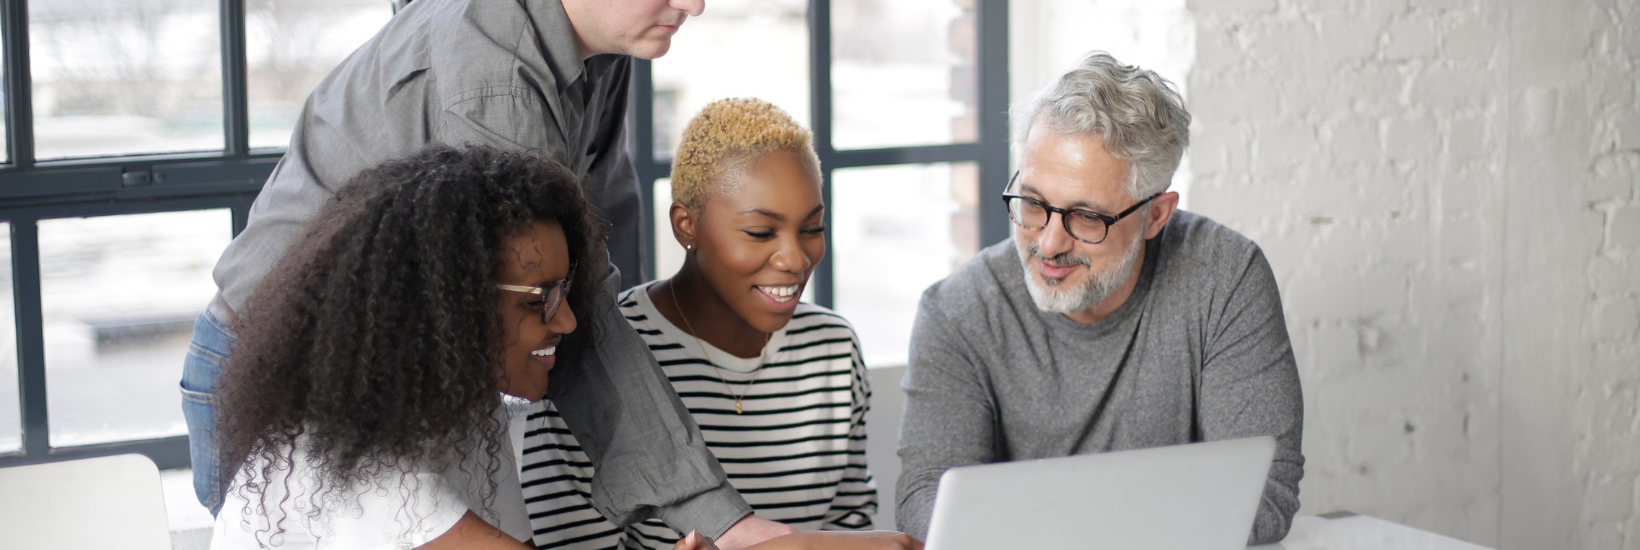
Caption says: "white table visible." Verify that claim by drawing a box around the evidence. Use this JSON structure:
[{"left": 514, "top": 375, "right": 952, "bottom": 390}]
[{"left": 1250, "top": 513, "right": 1493, "bottom": 550}]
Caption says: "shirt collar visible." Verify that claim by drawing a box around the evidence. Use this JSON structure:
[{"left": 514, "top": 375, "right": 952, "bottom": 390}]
[{"left": 530, "top": 0, "right": 592, "bottom": 94}]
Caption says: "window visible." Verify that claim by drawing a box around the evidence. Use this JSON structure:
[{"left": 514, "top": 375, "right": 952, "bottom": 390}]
[
  {"left": 832, "top": 163, "right": 978, "bottom": 366},
  {"left": 831, "top": 0, "right": 977, "bottom": 150},
  {"left": 30, "top": 0, "right": 225, "bottom": 160},
  {"left": 0, "top": 0, "right": 383, "bottom": 469},
  {"left": 0, "top": 224, "right": 18, "bottom": 453},
  {"left": 40, "top": 210, "right": 230, "bottom": 447}
]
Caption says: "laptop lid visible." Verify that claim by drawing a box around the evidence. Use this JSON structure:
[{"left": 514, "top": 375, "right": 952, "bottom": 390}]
[{"left": 924, "top": 436, "right": 1277, "bottom": 550}]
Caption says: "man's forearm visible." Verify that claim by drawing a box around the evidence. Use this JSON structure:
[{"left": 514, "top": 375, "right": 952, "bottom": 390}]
[
  {"left": 655, "top": 481, "right": 756, "bottom": 540},
  {"left": 546, "top": 266, "right": 746, "bottom": 530}
]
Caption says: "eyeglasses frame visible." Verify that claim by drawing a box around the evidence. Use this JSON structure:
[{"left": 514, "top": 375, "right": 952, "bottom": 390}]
[
  {"left": 496, "top": 261, "right": 577, "bottom": 324},
  {"left": 1000, "top": 172, "right": 1161, "bottom": 245}
]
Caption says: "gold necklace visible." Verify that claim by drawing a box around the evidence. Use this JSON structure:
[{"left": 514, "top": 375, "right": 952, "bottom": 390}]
[{"left": 667, "top": 280, "right": 770, "bottom": 414}]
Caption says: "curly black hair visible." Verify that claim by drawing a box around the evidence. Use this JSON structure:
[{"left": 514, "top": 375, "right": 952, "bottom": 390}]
[{"left": 215, "top": 144, "right": 605, "bottom": 534}]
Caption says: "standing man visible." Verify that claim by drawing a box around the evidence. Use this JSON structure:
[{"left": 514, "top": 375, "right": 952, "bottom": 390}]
[
  {"left": 180, "top": 0, "right": 796, "bottom": 547},
  {"left": 895, "top": 52, "right": 1304, "bottom": 545}
]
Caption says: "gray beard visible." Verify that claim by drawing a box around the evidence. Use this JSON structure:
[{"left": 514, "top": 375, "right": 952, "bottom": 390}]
[{"left": 1016, "top": 228, "right": 1144, "bottom": 315}]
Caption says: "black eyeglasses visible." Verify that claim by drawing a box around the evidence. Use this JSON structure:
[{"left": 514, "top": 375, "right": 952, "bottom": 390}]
[
  {"left": 1001, "top": 172, "right": 1159, "bottom": 244},
  {"left": 497, "top": 262, "right": 576, "bottom": 324}
]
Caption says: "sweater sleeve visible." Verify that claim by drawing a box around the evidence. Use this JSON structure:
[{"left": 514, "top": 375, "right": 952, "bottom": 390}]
[
  {"left": 895, "top": 282, "right": 999, "bottom": 541},
  {"left": 822, "top": 333, "right": 879, "bottom": 530},
  {"left": 1198, "top": 246, "right": 1305, "bottom": 545}
]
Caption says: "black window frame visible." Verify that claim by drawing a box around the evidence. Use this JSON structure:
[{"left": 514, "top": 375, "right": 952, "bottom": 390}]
[
  {"left": 0, "top": 0, "right": 1010, "bottom": 470},
  {"left": 0, "top": 0, "right": 272, "bottom": 469}
]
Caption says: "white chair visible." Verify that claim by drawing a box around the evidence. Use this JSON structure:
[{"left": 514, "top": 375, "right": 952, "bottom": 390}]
[{"left": 0, "top": 453, "right": 172, "bottom": 550}]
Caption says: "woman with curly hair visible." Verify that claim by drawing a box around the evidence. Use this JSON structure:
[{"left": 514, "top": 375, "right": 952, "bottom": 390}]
[
  {"left": 209, "top": 144, "right": 603, "bottom": 550},
  {"left": 521, "top": 98, "right": 920, "bottom": 550}
]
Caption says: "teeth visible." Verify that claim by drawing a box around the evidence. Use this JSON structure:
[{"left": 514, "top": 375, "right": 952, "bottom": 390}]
[
  {"left": 759, "top": 285, "right": 798, "bottom": 298},
  {"left": 531, "top": 346, "right": 556, "bottom": 357}
]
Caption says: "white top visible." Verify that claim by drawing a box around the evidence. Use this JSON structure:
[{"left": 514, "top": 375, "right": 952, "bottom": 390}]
[
  {"left": 521, "top": 282, "right": 877, "bottom": 550},
  {"left": 210, "top": 402, "right": 530, "bottom": 550}
]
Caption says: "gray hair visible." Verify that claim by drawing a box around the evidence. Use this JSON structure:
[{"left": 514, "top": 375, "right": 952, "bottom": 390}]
[{"left": 1012, "top": 51, "right": 1191, "bottom": 200}]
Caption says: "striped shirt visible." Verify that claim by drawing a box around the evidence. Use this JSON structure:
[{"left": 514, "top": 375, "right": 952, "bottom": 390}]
[{"left": 521, "top": 282, "right": 877, "bottom": 550}]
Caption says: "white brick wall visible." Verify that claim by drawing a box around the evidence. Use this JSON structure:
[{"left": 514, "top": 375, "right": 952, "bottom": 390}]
[{"left": 1185, "top": 0, "right": 1640, "bottom": 548}]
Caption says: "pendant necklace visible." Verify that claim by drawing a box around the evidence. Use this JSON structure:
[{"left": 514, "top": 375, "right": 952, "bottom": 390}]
[{"left": 668, "top": 280, "right": 770, "bottom": 414}]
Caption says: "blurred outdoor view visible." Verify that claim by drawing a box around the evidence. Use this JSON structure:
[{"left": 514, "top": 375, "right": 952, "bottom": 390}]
[
  {"left": 0, "top": 226, "right": 16, "bottom": 452},
  {"left": 28, "top": 0, "right": 390, "bottom": 160},
  {"left": 39, "top": 210, "right": 232, "bottom": 447},
  {"left": 30, "top": 0, "right": 225, "bottom": 160}
]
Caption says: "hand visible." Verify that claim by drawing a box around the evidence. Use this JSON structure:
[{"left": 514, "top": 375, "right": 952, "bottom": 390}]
[
  {"left": 715, "top": 514, "right": 798, "bottom": 550},
  {"left": 746, "top": 531, "right": 924, "bottom": 550},
  {"left": 672, "top": 531, "right": 722, "bottom": 550}
]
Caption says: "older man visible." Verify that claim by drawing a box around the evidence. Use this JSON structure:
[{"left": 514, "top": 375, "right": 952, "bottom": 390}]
[
  {"left": 895, "top": 52, "right": 1304, "bottom": 544},
  {"left": 182, "top": 0, "right": 795, "bottom": 548}
]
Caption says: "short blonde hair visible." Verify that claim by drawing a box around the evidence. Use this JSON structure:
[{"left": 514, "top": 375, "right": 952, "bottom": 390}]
[{"left": 670, "top": 98, "right": 820, "bottom": 213}]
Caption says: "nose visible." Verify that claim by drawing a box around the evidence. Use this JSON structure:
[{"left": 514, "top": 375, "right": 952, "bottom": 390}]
[
  {"left": 547, "top": 301, "right": 578, "bottom": 335},
  {"left": 769, "top": 234, "right": 811, "bottom": 273},
  {"left": 671, "top": 0, "right": 704, "bottom": 17},
  {"left": 1034, "top": 212, "right": 1076, "bottom": 258}
]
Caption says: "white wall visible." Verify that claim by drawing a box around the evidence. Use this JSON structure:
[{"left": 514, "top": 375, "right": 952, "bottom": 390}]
[{"left": 1185, "top": 0, "right": 1640, "bottom": 548}]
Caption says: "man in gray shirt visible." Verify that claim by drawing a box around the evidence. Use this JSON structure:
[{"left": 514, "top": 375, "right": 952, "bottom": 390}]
[
  {"left": 896, "top": 52, "right": 1304, "bottom": 545},
  {"left": 182, "top": 0, "right": 795, "bottom": 547}
]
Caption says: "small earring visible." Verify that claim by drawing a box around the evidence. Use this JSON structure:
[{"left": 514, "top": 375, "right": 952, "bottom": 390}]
[{"left": 685, "top": 244, "right": 694, "bottom": 251}]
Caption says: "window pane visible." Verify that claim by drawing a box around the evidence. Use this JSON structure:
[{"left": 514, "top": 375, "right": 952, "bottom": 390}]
[
  {"left": 832, "top": 163, "right": 978, "bottom": 367},
  {"left": 653, "top": 178, "right": 685, "bottom": 281},
  {"left": 0, "top": 224, "right": 18, "bottom": 453},
  {"left": 831, "top": 0, "right": 977, "bottom": 150},
  {"left": 246, "top": 0, "right": 391, "bottom": 150},
  {"left": 30, "top": 0, "right": 224, "bottom": 160},
  {"left": 1, "top": 35, "right": 8, "bottom": 164},
  {"left": 41, "top": 210, "right": 230, "bottom": 447},
  {"left": 651, "top": 0, "right": 809, "bottom": 161}
]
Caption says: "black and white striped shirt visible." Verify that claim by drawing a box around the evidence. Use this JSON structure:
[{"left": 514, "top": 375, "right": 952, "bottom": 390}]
[{"left": 522, "top": 282, "right": 877, "bottom": 550}]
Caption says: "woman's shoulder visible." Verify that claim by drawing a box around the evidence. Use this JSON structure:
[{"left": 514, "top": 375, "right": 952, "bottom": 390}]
[
  {"left": 616, "top": 281, "right": 654, "bottom": 309},
  {"left": 787, "top": 302, "right": 857, "bottom": 336}
]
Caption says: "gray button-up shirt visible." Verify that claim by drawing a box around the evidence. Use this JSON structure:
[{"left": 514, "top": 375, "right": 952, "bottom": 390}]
[{"left": 211, "top": 0, "right": 750, "bottom": 537}]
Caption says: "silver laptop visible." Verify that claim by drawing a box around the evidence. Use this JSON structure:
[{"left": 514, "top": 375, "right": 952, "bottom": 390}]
[{"left": 925, "top": 436, "right": 1276, "bottom": 550}]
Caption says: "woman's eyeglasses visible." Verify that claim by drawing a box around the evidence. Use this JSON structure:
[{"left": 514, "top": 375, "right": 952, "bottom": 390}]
[{"left": 497, "top": 262, "right": 576, "bottom": 324}]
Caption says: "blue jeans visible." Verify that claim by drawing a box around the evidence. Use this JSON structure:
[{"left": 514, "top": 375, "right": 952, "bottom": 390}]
[{"left": 180, "top": 310, "right": 235, "bottom": 516}]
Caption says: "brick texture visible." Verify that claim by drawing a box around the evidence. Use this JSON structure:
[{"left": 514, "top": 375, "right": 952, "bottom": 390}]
[{"left": 1187, "top": 0, "right": 1640, "bottom": 548}]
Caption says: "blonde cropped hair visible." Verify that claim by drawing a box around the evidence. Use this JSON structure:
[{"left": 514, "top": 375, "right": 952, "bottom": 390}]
[{"left": 670, "top": 98, "right": 820, "bottom": 214}]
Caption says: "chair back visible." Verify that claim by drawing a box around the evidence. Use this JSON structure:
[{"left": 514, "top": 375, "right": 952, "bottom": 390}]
[{"left": 0, "top": 453, "right": 171, "bottom": 550}]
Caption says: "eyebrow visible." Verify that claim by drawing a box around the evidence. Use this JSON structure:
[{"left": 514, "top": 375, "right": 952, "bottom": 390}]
[
  {"left": 739, "top": 204, "right": 826, "bottom": 222},
  {"left": 1018, "top": 183, "right": 1109, "bottom": 213}
]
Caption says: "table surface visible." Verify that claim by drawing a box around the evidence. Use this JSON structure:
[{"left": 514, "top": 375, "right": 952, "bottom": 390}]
[{"left": 1249, "top": 513, "right": 1493, "bottom": 550}]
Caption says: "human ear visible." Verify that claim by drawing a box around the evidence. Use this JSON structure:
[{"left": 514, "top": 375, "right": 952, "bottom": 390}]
[
  {"left": 670, "top": 201, "right": 697, "bottom": 250},
  {"left": 1143, "top": 192, "right": 1180, "bottom": 239}
]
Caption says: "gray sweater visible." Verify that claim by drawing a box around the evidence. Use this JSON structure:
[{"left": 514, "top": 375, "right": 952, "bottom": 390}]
[{"left": 896, "top": 211, "right": 1304, "bottom": 544}]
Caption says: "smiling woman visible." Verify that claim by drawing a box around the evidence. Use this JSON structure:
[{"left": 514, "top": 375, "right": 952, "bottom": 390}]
[{"left": 209, "top": 144, "right": 603, "bottom": 550}]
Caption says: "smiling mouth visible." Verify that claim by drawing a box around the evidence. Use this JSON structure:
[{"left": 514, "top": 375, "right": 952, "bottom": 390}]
[
  {"left": 531, "top": 345, "right": 557, "bottom": 357},
  {"left": 757, "top": 284, "right": 799, "bottom": 303}
]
